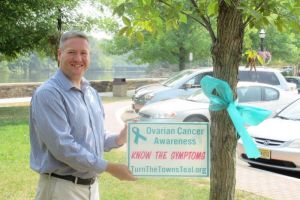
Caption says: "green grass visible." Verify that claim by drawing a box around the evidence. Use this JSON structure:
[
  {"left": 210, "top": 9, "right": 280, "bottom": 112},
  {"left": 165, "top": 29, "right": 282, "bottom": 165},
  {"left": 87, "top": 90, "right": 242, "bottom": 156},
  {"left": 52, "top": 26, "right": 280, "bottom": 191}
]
[{"left": 0, "top": 106, "right": 270, "bottom": 200}]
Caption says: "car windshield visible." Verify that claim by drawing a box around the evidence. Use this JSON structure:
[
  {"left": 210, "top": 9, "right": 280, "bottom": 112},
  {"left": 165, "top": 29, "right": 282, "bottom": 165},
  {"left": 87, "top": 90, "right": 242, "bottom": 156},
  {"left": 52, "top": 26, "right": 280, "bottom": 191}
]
[
  {"left": 186, "top": 89, "right": 210, "bottom": 103},
  {"left": 162, "top": 70, "right": 195, "bottom": 87},
  {"left": 277, "top": 98, "right": 300, "bottom": 120},
  {"left": 287, "top": 77, "right": 300, "bottom": 84}
]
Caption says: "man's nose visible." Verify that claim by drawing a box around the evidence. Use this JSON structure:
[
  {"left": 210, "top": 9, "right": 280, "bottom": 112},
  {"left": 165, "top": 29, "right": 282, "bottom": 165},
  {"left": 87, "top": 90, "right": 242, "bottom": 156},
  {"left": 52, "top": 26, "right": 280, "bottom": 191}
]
[{"left": 73, "top": 53, "right": 83, "bottom": 62}]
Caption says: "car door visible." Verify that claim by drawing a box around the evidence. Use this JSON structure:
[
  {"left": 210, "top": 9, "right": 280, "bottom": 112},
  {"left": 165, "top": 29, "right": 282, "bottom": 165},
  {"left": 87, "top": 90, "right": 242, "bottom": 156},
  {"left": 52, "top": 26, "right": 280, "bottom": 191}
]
[
  {"left": 260, "top": 86, "right": 282, "bottom": 111},
  {"left": 237, "top": 86, "right": 262, "bottom": 103},
  {"left": 238, "top": 86, "right": 281, "bottom": 112}
]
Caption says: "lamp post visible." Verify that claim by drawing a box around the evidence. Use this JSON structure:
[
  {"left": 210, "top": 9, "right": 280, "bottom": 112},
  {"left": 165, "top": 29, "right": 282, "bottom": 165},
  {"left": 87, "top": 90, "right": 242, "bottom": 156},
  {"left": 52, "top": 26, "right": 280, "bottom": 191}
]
[
  {"left": 189, "top": 52, "right": 193, "bottom": 67},
  {"left": 259, "top": 29, "right": 266, "bottom": 51}
]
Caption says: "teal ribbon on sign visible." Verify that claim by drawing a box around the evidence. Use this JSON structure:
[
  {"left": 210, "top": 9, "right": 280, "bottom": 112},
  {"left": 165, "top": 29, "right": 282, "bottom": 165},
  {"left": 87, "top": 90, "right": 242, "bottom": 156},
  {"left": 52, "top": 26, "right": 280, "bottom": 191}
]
[
  {"left": 200, "top": 75, "right": 272, "bottom": 158},
  {"left": 132, "top": 127, "right": 147, "bottom": 144}
]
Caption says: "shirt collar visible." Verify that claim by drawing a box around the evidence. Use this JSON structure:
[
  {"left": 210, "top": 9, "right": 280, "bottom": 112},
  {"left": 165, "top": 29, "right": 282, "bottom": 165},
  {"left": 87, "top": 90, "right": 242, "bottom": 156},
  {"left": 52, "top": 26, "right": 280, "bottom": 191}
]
[{"left": 54, "top": 69, "right": 90, "bottom": 91}]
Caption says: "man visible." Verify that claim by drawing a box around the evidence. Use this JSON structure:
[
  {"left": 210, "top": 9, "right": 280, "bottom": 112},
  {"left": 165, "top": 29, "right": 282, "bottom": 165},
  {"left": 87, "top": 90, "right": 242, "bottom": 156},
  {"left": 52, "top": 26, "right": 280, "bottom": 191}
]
[{"left": 30, "top": 31, "right": 136, "bottom": 200}]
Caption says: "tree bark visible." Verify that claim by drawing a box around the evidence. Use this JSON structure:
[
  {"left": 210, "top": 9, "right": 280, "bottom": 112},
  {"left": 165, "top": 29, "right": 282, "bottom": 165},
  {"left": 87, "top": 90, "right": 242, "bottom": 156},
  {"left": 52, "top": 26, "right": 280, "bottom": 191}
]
[
  {"left": 179, "top": 46, "right": 186, "bottom": 71},
  {"left": 209, "top": 1, "right": 244, "bottom": 200}
]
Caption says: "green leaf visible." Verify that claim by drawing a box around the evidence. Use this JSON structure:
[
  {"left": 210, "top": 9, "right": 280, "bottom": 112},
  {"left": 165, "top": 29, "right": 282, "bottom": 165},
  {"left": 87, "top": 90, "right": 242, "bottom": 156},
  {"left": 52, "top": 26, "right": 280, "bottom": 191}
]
[
  {"left": 183, "top": 10, "right": 193, "bottom": 15},
  {"left": 126, "top": 27, "right": 133, "bottom": 36},
  {"left": 178, "top": 13, "right": 187, "bottom": 24},
  {"left": 142, "top": 0, "right": 152, "bottom": 5},
  {"left": 118, "top": 26, "right": 128, "bottom": 36},
  {"left": 166, "top": 20, "right": 173, "bottom": 31},
  {"left": 262, "top": 17, "right": 270, "bottom": 26},
  {"left": 275, "top": 18, "right": 283, "bottom": 32},
  {"left": 248, "top": 9, "right": 262, "bottom": 19},
  {"left": 173, "top": 20, "right": 179, "bottom": 29},
  {"left": 122, "top": 16, "right": 131, "bottom": 26},
  {"left": 207, "top": 1, "right": 218, "bottom": 17},
  {"left": 144, "top": 21, "right": 154, "bottom": 32},
  {"left": 113, "top": 3, "right": 125, "bottom": 17},
  {"left": 291, "top": 21, "right": 300, "bottom": 32},
  {"left": 153, "top": 17, "right": 163, "bottom": 30},
  {"left": 135, "top": 32, "right": 144, "bottom": 43}
]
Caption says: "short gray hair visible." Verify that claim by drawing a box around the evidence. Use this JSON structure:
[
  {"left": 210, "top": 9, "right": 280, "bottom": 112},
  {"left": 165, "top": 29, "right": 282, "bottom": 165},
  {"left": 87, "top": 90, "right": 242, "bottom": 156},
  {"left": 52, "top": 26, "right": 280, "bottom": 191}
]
[{"left": 59, "top": 31, "right": 89, "bottom": 49}]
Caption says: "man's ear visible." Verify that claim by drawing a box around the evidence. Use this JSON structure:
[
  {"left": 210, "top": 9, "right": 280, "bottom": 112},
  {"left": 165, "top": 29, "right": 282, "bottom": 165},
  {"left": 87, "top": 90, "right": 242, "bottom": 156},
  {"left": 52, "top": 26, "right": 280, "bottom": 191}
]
[
  {"left": 57, "top": 48, "right": 62, "bottom": 60},
  {"left": 57, "top": 48, "right": 62, "bottom": 66}
]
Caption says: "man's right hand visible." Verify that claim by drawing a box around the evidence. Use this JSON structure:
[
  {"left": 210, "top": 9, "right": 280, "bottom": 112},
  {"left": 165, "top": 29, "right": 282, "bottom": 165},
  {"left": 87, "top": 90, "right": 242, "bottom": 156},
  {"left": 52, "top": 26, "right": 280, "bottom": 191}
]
[{"left": 106, "top": 163, "right": 137, "bottom": 181}]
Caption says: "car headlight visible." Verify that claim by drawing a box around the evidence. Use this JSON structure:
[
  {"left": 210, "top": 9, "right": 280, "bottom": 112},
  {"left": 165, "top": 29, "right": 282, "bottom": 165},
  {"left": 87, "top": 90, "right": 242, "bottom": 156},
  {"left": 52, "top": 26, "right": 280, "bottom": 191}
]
[
  {"left": 144, "top": 93, "right": 154, "bottom": 101},
  {"left": 287, "top": 139, "right": 300, "bottom": 148}
]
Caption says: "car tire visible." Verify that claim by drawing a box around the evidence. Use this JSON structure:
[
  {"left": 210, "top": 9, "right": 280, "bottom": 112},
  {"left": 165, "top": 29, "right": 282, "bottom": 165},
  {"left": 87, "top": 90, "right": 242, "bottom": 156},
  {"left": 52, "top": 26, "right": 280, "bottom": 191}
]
[{"left": 184, "top": 116, "right": 208, "bottom": 122}]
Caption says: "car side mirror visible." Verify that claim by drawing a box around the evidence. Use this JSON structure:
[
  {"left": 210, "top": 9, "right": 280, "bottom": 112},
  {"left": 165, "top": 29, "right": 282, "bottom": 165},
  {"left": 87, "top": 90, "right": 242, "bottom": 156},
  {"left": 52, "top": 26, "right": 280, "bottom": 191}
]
[{"left": 183, "top": 83, "right": 193, "bottom": 89}]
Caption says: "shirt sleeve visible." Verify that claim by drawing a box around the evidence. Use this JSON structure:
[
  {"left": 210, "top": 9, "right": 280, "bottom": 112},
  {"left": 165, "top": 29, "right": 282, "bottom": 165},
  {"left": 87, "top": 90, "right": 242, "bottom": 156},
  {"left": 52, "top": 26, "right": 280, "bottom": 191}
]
[
  {"left": 31, "top": 88, "right": 108, "bottom": 174},
  {"left": 103, "top": 130, "right": 121, "bottom": 151}
]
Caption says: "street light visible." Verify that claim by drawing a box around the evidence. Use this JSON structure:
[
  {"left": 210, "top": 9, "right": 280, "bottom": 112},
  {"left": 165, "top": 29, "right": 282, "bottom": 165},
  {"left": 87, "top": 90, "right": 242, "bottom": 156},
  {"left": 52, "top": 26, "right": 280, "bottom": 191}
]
[
  {"left": 259, "top": 29, "right": 266, "bottom": 51},
  {"left": 189, "top": 52, "right": 193, "bottom": 67}
]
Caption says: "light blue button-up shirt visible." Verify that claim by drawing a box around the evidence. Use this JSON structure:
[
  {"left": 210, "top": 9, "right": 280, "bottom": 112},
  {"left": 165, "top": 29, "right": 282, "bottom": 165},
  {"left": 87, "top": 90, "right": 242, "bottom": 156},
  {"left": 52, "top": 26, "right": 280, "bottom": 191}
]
[{"left": 30, "top": 69, "right": 120, "bottom": 179}]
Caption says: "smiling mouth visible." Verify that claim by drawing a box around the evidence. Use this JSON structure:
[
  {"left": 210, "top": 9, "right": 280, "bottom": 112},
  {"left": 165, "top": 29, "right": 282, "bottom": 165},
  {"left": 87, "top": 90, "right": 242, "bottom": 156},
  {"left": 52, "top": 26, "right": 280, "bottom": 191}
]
[{"left": 72, "top": 64, "right": 84, "bottom": 69}]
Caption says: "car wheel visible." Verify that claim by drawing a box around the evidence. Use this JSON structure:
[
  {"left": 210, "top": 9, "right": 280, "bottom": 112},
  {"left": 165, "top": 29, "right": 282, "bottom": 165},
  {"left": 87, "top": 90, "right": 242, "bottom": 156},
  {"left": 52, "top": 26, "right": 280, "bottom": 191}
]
[{"left": 184, "top": 116, "right": 208, "bottom": 122}]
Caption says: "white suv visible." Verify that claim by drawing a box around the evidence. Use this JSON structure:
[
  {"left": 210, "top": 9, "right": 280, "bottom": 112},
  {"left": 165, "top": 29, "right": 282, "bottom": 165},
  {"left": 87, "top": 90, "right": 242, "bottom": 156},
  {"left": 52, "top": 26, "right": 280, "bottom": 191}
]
[{"left": 238, "top": 67, "right": 296, "bottom": 91}]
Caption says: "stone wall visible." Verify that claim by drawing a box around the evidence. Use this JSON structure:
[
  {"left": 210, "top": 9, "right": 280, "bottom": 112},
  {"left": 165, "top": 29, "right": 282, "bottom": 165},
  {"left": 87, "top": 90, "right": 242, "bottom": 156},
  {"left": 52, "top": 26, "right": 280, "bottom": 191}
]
[
  {"left": 0, "top": 83, "right": 42, "bottom": 98},
  {"left": 0, "top": 78, "right": 166, "bottom": 98}
]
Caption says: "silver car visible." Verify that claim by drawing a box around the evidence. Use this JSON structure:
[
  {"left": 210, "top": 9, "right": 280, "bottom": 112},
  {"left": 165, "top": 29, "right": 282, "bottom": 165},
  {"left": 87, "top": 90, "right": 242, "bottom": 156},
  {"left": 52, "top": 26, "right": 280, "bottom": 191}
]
[
  {"left": 132, "top": 67, "right": 296, "bottom": 112},
  {"left": 132, "top": 68, "right": 212, "bottom": 112},
  {"left": 138, "top": 82, "right": 298, "bottom": 122},
  {"left": 237, "top": 98, "right": 300, "bottom": 172}
]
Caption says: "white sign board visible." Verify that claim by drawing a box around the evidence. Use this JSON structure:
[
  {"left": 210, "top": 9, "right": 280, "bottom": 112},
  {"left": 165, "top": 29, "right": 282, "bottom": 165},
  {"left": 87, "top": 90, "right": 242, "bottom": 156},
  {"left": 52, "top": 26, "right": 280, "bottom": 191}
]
[{"left": 128, "top": 122, "right": 210, "bottom": 178}]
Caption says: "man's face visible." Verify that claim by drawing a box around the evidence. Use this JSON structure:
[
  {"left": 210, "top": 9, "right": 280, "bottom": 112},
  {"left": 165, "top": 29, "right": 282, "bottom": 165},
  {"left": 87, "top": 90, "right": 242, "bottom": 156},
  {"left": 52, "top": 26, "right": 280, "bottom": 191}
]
[{"left": 58, "top": 37, "right": 90, "bottom": 82}]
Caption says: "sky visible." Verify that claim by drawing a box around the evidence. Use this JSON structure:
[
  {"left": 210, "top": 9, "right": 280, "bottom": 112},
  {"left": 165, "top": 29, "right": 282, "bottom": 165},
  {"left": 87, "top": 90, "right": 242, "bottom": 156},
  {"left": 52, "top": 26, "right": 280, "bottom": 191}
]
[{"left": 80, "top": 2, "right": 113, "bottom": 40}]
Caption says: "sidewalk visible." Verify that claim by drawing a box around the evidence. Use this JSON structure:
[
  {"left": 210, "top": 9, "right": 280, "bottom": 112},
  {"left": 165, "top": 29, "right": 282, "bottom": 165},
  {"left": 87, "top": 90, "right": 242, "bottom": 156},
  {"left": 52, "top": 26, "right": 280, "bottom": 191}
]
[
  {"left": 0, "top": 90, "right": 134, "bottom": 107},
  {"left": 0, "top": 97, "right": 32, "bottom": 107}
]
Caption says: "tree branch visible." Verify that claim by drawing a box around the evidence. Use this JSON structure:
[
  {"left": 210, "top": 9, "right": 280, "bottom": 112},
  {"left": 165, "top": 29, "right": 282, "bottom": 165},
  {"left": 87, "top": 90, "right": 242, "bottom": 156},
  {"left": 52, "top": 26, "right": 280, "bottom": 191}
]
[
  {"left": 189, "top": 0, "right": 216, "bottom": 43},
  {"left": 157, "top": 0, "right": 207, "bottom": 29},
  {"left": 243, "top": 0, "right": 266, "bottom": 28}
]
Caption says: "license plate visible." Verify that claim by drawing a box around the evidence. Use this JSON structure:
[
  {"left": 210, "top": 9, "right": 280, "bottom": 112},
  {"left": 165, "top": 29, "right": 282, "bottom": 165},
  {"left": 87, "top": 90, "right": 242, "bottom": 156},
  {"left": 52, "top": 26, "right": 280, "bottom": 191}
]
[{"left": 259, "top": 148, "right": 271, "bottom": 159}]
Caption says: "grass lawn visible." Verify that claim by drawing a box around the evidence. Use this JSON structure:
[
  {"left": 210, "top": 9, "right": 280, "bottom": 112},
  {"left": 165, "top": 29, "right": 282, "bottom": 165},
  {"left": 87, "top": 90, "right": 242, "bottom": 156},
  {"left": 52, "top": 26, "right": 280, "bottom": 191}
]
[{"left": 0, "top": 106, "right": 270, "bottom": 200}]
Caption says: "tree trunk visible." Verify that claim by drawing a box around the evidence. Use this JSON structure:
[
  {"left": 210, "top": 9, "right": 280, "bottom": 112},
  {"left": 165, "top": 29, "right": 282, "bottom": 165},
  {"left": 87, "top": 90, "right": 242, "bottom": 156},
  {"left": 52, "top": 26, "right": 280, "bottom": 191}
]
[
  {"left": 179, "top": 46, "right": 186, "bottom": 71},
  {"left": 56, "top": 7, "right": 62, "bottom": 65},
  {"left": 209, "top": 1, "right": 244, "bottom": 200}
]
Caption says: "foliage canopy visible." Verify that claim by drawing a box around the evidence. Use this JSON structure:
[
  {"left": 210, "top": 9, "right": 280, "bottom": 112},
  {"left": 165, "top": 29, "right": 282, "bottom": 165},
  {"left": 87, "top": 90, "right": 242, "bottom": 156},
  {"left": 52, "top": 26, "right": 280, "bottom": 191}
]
[{"left": 0, "top": 0, "right": 96, "bottom": 60}]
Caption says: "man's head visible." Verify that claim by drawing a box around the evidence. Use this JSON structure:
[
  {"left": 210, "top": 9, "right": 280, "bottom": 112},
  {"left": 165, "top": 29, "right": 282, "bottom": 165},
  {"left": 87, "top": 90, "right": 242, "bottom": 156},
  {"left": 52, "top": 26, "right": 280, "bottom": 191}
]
[{"left": 58, "top": 31, "right": 90, "bottom": 84}]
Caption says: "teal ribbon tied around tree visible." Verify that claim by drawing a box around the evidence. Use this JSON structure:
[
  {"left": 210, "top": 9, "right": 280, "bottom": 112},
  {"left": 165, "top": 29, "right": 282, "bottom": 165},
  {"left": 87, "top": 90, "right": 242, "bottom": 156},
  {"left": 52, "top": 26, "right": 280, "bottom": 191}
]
[{"left": 200, "top": 75, "right": 272, "bottom": 159}]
